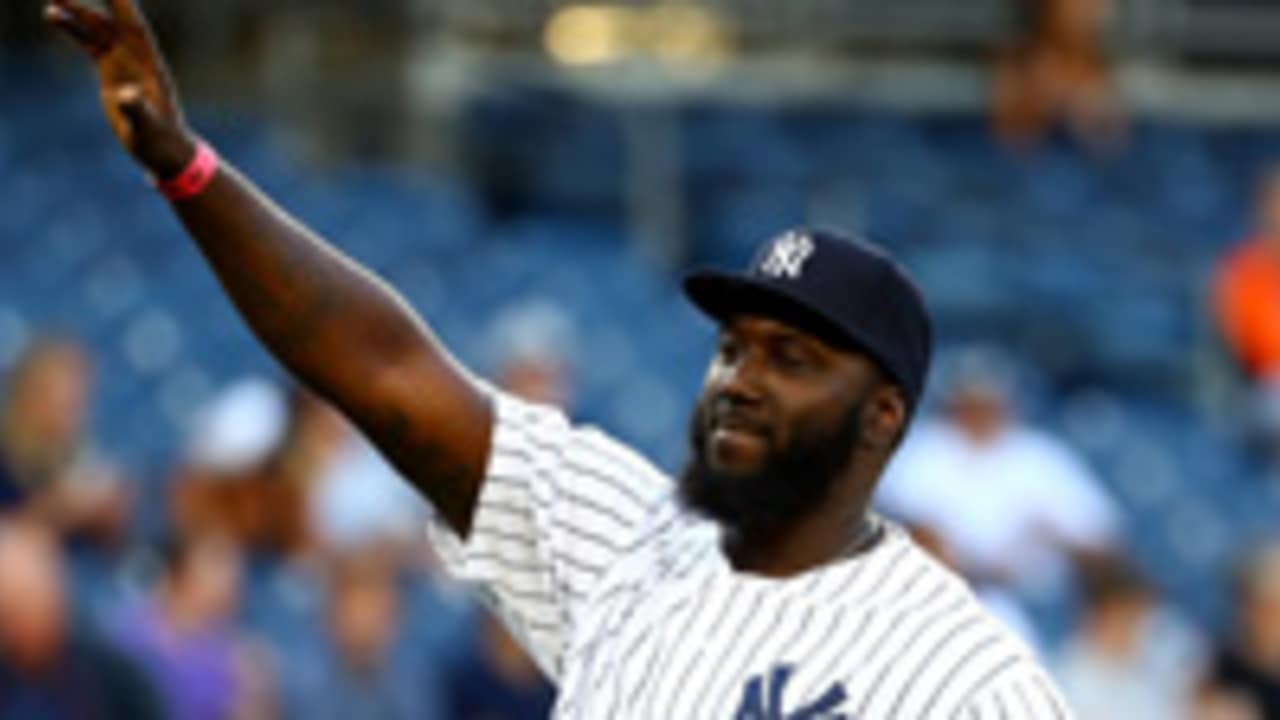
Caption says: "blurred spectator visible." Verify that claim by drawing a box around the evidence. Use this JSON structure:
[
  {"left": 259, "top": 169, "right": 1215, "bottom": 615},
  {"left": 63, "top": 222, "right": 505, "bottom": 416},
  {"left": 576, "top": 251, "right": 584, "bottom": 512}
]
[
  {"left": 306, "top": 396, "right": 429, "bottom": 555},
  {"left": 173, "top": 379, "right": 393, "bottom": 668},
  {"left": 1215, "top": 170, "right": 1280, "bottom": 384},
  {"left": 877, "top": 348, "right": 1121, "bottom": 596},
  {"left": 993, "top": 0, "right": 1125, "bottom": 153},
  {"left": 0, "top": 518, "right": 162, "bottom": 719},
  {"left": 1199, "top": 543, "right": 1280, "bottom": 719},
  {"left": 1, "top": 337, "right": 133, "bottom": 620},
  {"left": 0, "top": 337, "right": 129, "bottom": 543},
  {"left": 447, "top": 614, "right": 556, "bottom": 720},
  {"left": 1213, "top": 171, "right": 1280, "bottom": 456},
  {"left": 286, "top": 550, "right": 445, "bottom": 719},
  {"left": 113, "top": 527, "right": 274, "bottom": 720},
  {"left": 172, "top": 378, "right": 305, "bottom": 559},
  {"left": 261, "top": 388, "right": 350, "bottom": 555},
  {"left": 176, "top": 377, "right": 428, "bottom": 559},
  {"left": 486, "top": 298, "right": 578, "bottom": 410},
  {"left": 1056, "top": 555, "right": 1204, "bottom": 720}
]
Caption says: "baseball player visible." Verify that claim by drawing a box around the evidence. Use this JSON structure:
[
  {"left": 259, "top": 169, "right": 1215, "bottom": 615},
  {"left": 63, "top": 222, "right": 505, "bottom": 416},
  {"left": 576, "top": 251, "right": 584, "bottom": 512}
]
[{"left": 46, "top": 1, "right": 1073, "bottom": 716}]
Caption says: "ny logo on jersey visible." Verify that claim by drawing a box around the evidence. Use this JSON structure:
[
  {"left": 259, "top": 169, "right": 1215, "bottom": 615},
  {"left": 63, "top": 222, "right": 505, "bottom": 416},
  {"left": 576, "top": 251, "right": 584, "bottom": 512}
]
[
  {"left": 758, "top": 232, "right": 816, "bottom": 280},
  {"left": 734, "top": 664, "right": 850, "bottom": 720}
]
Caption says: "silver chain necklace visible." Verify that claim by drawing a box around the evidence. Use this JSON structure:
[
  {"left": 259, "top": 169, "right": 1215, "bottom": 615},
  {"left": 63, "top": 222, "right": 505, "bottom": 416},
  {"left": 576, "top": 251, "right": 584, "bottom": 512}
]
[{"left": 842, "top": 513, "right": 885, "bottom": 558}]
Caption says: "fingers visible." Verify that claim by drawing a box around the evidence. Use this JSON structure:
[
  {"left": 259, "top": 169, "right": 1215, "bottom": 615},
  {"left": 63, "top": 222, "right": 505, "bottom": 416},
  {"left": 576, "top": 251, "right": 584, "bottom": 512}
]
[
  {"left": 113, "top": 84, "right": 157, "bottom": 131},
  {"left": 114, "top": 84, "right": 175, "bottom": 150},
  {"left": 44, "top": 0, "right": 115, "bottom": 57}
]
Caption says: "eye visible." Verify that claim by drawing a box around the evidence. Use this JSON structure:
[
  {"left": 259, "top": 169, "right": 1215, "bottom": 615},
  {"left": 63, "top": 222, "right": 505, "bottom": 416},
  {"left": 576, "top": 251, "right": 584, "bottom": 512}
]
[
  {"left": 715, "top": 334, "right": 741, "bottom": 364},
  {"left": 772, "top": 339, "right": 817, "bottom": 371}
]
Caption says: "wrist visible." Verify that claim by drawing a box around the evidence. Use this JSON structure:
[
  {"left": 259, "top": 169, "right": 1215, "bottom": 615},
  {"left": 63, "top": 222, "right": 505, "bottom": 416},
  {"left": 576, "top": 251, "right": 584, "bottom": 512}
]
[
  {"left": 140, "top": 127, "right": 199, "bottom": 180},
  {"left": 151, "top": 138, "right": 219, "bottom": 202}
]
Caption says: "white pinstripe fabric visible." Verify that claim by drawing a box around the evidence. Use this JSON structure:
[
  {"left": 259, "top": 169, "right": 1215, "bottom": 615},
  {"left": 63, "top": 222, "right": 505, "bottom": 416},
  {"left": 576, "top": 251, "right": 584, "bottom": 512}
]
[{"left": 429, "top": 391, "right": 1075, "bottom": 719}]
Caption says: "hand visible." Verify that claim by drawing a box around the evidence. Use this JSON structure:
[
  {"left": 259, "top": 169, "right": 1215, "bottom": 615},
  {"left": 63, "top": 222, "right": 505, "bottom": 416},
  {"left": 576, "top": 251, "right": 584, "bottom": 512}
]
[{"left": 44, "top": 0, "right": 195, "bottom": 177}]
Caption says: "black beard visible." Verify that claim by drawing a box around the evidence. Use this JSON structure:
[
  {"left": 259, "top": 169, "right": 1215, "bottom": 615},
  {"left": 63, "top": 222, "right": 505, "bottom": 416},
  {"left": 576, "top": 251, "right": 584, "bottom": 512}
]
[{"left": 677, "top": 398, "right": 864, "bottom": 537}]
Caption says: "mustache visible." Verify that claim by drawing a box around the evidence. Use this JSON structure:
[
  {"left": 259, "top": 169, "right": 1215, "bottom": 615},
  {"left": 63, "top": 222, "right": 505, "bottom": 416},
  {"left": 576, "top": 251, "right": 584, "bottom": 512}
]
[
  {"left": 679, "top": 396, "right": 862, "bottom": 535},
  {"left": 700, "top": 397, "right": 774, "bottom": 437}
]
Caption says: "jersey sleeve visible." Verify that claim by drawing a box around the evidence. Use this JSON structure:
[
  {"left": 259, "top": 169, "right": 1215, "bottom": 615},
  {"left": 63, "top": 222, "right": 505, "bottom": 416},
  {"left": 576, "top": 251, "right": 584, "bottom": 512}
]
[{"left": 427, "top": 389, "right": 673, "bottom": 681}]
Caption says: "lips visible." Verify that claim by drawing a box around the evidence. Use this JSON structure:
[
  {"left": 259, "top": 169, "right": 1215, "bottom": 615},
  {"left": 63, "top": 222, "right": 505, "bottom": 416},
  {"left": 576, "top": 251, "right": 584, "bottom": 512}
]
[
  {"left": 706, "top": 415, "right": 771, "bottom": 471},
  {"left": 708, "top": 411, "right": 770, "bottom": 439}
]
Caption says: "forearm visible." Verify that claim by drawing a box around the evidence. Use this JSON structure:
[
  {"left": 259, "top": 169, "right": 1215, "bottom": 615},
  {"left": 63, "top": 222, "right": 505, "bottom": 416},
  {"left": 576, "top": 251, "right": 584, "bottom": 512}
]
[
  {"left": 48, "top": 0, "right": 492, "bottom": 535},
  {"left": 168, "top": 156, "right": 493, "bottom": 533},
  {"left": 170, "top": 160, "right": 432, "bottom": 416}
]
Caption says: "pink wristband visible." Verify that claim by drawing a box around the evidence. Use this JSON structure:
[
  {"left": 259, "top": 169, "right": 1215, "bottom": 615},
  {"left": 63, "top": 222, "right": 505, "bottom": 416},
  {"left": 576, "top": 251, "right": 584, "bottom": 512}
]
[{"left": 155, "top": 141, "right": 220, "bottom": 201}]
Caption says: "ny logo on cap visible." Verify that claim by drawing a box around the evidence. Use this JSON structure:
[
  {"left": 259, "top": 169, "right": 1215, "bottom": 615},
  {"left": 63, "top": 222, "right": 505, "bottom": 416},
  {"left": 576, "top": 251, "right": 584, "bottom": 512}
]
[{"left": 759, "top": 232, "right": 815, "bottom": 280}]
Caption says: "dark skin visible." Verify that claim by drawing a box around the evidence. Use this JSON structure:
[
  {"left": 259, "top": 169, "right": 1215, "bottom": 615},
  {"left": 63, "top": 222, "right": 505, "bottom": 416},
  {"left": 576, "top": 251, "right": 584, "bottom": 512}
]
[
  {"left": 44, "top": 0, "right": 491, "bottom": 536},
  {"left": 45, "top": 0, "right": 908, "bottom": 574},
  {"left": 701, "top": 315, "right": 906, "bottom": 574}
]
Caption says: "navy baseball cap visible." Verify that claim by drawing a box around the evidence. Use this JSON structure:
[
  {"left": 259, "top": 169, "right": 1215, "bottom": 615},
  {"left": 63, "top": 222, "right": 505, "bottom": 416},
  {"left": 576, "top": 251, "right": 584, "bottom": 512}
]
[{"left": 683, "top": 228, "right": 933, "bottom": 410}]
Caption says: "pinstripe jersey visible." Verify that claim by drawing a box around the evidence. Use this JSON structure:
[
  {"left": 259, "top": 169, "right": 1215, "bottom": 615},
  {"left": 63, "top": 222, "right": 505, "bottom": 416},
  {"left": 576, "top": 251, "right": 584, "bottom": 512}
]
[{"left": 429, "top": 390, "right": 1074, "bottom": 719}]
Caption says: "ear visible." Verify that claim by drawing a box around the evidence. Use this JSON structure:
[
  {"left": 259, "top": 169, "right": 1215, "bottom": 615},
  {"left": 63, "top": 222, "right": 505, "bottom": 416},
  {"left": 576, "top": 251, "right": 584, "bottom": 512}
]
[{"left": 859, "top": 385, "right": 907, "bottom": 451}]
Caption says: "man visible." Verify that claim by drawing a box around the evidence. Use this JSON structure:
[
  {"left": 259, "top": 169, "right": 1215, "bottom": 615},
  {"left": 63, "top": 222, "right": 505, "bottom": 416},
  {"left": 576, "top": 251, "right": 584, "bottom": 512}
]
[
  {"left": 45, "top": 1, "right": 1072, "bottom": 716},
  {"left": 0, "top": 518, "right": 163, "bottom": 719}
]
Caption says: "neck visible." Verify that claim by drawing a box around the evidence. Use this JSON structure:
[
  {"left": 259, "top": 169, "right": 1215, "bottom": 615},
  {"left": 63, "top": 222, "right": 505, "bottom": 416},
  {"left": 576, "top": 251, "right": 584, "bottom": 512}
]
[{"left": 721, "top": 475, "right": 880, "bottom": 577}]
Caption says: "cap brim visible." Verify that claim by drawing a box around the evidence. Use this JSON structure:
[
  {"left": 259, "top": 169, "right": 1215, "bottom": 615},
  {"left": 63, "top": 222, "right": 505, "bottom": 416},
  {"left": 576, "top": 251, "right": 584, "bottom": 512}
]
[{"left": 682, "top": 271, "right": 858, "bottom": 353}]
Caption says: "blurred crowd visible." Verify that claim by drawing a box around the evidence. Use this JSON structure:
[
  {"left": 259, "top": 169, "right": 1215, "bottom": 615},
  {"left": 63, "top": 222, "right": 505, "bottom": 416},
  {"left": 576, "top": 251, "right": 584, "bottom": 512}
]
[
  {"left": 2, "top": 1, "right": 1279, "bottom": 714},
  {"left": 856, "top": 174, "right": 1280, "bottom": 720},
  {"left": 9, "top": 0, "right": 1280, "bottom": 716},
  {"left": 993, "top": 0, "right": 1124, "bottom": 154},
  {"left": 0, "top": 303, "right": 567, "bottom": 719},
  {"left": 857, "top": 162, "right": 1280, "bottom": 720},
  {"left": 6, "top": 226, "right": 1280, "bottom": 719},
  {"left": 876, "top": 338, "right": 1280, "bottom": 719}
]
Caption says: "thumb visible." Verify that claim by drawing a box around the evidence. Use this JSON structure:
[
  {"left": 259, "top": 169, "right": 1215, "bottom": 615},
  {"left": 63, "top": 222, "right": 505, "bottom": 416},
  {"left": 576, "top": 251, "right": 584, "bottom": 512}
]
[
  {"left": 111, "top": 84, "right": 193, "bottom": 176},
  {"left": 114, "top": 84, "right": 158, "bottom": 133}
]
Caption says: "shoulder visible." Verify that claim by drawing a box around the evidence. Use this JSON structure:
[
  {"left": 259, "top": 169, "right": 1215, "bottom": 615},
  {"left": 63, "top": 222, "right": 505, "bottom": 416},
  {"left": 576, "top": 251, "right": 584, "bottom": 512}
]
[
  {"left": 866, "top": 523, "right": 972, "bottom": 598},
  {"left": 490, "top": 390, "right": 671, "bottom": 491},
  {"left": 606, "top": 493, "right": 713, "bottom": 581},
  {"left": 827, "top": 531, "right": 1066, "bottom": 716},
  {"left": 886, "top": 574, "right": 1060, "bottom": 717},
  {"left": 877, "top": 528, "right": 1037, "bottom": 650}
]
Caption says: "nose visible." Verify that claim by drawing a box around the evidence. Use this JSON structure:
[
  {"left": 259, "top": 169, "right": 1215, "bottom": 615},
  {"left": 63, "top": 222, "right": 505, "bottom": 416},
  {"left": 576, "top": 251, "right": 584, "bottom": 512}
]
[{"left": 711, "top": 347, "right": 766, "bottom": 407}]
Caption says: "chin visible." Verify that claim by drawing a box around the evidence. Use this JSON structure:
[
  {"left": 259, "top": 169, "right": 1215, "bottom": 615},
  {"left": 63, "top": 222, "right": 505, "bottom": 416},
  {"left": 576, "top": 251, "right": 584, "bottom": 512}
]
[
  {"left": 705, "top": 442, "right": 761, "bottom": 473},
  {"left": 679, "top": 454, "right": 769, "bottom": 531},
  {"left": 706, "top": 435, "right": 772, "bottom": 475}
]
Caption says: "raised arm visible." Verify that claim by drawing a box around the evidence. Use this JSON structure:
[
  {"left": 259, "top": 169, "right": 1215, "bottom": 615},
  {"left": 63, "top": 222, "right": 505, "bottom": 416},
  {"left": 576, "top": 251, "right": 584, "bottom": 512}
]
[{"left": 44, "top": 0, "right": 491, "bottom": 535}]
